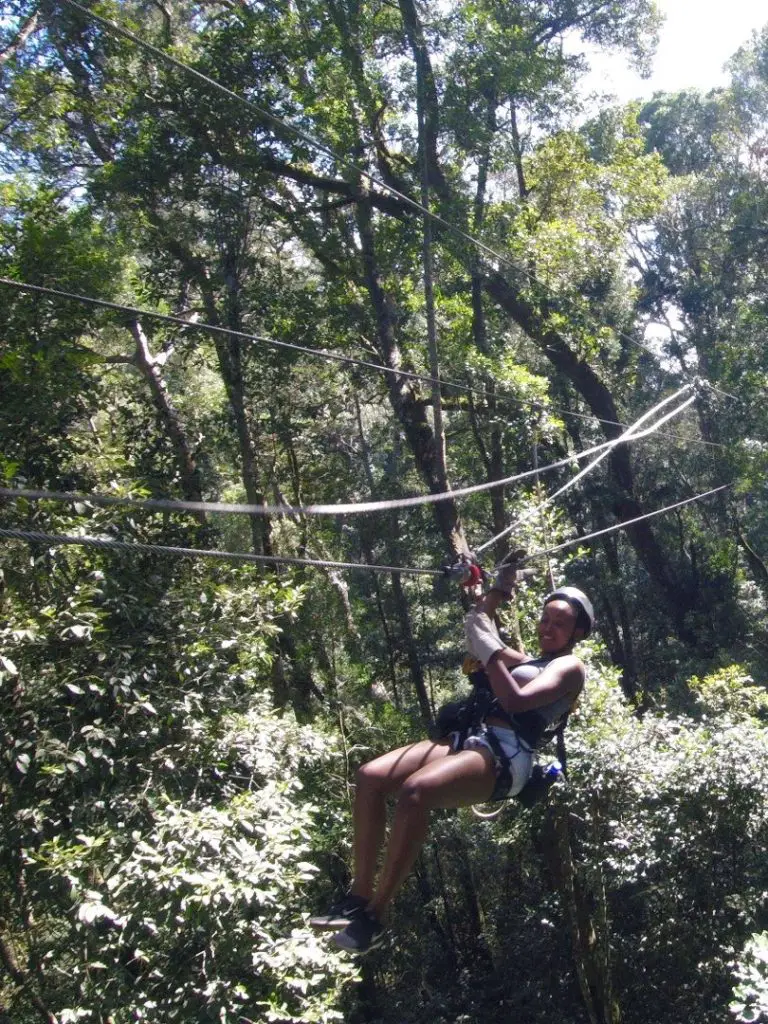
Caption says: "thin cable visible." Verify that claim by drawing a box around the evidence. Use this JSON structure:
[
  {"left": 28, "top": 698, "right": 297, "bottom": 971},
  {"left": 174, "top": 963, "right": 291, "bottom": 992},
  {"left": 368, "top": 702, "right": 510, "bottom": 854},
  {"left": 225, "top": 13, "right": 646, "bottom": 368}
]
[
  {"left": 0, "top": 277, "right": 450, "bottom": 391},
  {"left": 59, "top": 0, "right": 674, "bottom": 370},
  {"left": 519, "top": 484, "right": 732, "bottom": 564},
  {"left": 475, "top": 386, "right": 695, "bottom": 555},
  {"left": 479, "top": 392, "right": 697, "bottom": 556},
  {"left": 0, "top": 276, "right": 727, "bottom": 450},
  {"left": 0, "top": 529, "right": 441, "bottom": 576}
]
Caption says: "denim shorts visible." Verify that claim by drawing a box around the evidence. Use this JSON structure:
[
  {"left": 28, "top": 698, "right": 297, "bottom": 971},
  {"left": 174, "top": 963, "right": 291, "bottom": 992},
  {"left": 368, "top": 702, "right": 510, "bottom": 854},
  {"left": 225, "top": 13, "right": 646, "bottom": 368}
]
[{"left": 453, "top": 725, "right": 534, "bottom": 798}]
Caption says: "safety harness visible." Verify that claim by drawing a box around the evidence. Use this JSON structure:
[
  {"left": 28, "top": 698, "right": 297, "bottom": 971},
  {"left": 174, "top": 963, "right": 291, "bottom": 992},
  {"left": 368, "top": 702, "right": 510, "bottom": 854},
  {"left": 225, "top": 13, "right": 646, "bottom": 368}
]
[{"left": 431, "top": 659, "right": 570, "bottom": 805}]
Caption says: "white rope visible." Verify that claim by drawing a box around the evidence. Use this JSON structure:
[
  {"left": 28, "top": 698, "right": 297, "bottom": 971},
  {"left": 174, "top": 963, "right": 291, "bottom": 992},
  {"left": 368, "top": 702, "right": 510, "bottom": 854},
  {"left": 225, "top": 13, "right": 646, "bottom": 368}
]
[
  {"left": 470, "top": 803, "right": 506, "bottom": 820},
  {"left": 0, "top": 484, "right": 730, "bottom": 574},
  {"left": 475, "top": 385, "right": 696, "bottom": 556},
  {"left": 0, "top": 413, "right": 679, "bottom": 519}
]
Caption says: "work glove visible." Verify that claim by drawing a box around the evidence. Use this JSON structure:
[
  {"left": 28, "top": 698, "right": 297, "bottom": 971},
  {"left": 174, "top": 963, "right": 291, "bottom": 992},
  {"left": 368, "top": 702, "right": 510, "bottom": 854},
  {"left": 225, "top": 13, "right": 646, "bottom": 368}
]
[{"left": 464, "top": 608, "right": 505, "bottom": 667}]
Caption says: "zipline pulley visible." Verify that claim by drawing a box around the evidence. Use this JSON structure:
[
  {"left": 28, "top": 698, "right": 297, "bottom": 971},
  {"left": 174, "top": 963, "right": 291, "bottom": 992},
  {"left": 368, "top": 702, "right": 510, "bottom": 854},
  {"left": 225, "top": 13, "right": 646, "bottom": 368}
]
[{"left": 443, "top": 553, "right": 485, "bottom": 589}]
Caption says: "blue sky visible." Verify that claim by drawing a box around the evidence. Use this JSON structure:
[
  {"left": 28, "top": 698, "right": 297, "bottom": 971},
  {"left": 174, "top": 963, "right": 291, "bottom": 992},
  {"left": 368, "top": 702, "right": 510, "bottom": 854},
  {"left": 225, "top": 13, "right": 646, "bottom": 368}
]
[{"left": 580, "top": 0, "right": 768, "bottom": 102}]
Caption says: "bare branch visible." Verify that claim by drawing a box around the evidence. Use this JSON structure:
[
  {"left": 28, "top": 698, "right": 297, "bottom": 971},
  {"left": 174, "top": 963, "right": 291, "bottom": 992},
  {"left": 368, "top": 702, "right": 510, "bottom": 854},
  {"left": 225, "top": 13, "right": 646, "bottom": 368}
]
[{"left": 0, "top": 10, "right": 42, "bottom": 66}]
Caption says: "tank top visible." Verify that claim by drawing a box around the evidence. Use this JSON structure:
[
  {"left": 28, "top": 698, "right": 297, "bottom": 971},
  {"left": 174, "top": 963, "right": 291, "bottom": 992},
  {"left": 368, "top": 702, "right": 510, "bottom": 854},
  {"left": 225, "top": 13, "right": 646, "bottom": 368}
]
[
  {"left": 510, "top": 656, "right": 575, "bottom": 726},
  {"left": 488, "top": 655, "right": 578, "bottom": 747}
]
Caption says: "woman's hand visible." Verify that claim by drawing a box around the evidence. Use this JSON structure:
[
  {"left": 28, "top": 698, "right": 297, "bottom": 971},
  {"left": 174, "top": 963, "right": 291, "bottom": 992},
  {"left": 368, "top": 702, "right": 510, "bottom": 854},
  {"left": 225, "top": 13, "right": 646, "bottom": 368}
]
[{"left": 464, "top": 608, "right": 505, "bottom": 665}]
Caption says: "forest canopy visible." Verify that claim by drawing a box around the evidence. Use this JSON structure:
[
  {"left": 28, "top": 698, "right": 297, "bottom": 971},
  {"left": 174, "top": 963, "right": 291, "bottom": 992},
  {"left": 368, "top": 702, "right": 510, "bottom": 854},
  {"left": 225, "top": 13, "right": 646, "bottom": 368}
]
[{"left": 2, "top": 1, "right": 768, "bottom": 1022}]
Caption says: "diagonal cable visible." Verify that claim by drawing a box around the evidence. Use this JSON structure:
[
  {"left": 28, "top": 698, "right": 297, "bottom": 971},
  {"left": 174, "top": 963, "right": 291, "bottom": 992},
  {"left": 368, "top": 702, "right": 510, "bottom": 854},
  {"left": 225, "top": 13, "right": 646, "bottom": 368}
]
[
  {"left": 475, "top": 385, "right": 696, "bottom": 556},
  {"left": 0, "top": 528, "right": 441, "bottom": 576},
  {"left": 0, "top": 276, "right": 727, "bottom": 448},
  {"left": 519, "top": 484, "right": 732, "bottom": 565}
]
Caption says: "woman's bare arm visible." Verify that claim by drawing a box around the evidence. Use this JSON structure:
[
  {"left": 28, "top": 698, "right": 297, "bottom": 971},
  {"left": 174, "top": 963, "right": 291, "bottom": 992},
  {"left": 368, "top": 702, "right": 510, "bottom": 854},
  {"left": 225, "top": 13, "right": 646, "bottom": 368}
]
[{"left": 485, "top": 652, "right": 585, "bottom": 713}]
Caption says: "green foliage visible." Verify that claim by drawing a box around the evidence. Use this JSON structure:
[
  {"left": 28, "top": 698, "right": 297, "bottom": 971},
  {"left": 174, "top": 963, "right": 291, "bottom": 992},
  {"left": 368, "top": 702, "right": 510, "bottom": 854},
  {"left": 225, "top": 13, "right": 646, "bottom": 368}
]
[
  {"left": 0, "top": 182, "right": 124, "bottom": 485},
  {"left": 0, "top": 541, "right": 358, "bottom": 1022},
  {"left": 30, "top": 700, "right": 357, "bottom": 1024},
  {"left": 563, "top": 667, "right": 768, "bottom": 1023},
  {"left": 3, "top": 2, "right": 768, "bottom": 1023},
  {"left": 688, "top": 666, "right": 768, "bottom": 721},
  {"left": 732, "top": 932, "right": 768, "bottom": 1023}
]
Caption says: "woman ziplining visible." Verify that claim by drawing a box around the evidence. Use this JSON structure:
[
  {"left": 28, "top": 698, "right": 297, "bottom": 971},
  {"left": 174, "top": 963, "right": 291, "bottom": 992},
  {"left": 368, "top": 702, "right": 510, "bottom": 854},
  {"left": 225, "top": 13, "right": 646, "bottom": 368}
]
[{"left": 309, "top": 562, "right": 593, "bottom": 953}]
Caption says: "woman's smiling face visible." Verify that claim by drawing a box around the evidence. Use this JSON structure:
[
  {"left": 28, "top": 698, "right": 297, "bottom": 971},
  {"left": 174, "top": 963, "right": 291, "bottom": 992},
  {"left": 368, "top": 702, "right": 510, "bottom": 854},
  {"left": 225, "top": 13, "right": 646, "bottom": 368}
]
[{"left": 537, "top": 599, "right": 579, "bottom": 654}]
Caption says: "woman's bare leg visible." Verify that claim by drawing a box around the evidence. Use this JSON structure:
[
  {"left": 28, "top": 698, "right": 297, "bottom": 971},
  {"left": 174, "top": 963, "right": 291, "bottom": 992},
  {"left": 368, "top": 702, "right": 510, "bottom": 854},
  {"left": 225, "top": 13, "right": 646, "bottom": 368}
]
[
  {"left": 367, "top": 747, "right": 495, "bottom": 919},
  {"left": 350, "top": 738, "right": 453, "bottom": 901}
]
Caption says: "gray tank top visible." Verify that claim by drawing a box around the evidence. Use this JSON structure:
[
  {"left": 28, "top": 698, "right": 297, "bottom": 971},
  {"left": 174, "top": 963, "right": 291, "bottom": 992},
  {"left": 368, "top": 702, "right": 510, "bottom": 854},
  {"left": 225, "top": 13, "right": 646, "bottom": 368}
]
[{"left": 509, "top": 656, "right": 577, "bottom": 727}]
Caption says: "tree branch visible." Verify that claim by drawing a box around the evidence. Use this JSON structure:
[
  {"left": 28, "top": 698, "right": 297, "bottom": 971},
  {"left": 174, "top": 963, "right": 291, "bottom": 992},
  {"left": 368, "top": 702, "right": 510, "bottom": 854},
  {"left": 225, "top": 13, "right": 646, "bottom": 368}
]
[{"left": 0, "top": 10, "right": 41, "bottom": 66}]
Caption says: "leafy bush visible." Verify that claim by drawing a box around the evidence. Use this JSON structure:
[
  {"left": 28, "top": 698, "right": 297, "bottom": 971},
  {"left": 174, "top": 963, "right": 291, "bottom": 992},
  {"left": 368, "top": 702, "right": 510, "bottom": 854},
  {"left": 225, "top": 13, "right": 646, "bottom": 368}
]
[
  {"left": 732, "top": 932, "right": 768, "bottom": 1023},
  {"left": 0, "top": 546, "right": 359, "bottom": 1022}
]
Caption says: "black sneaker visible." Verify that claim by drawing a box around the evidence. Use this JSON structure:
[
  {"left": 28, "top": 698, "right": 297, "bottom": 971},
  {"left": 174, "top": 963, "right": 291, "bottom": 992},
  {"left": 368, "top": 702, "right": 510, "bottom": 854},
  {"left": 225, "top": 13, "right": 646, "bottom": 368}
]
[
  {"left": 331, "top": 909, "right": 386, "bottom": 954},
  {"left": 309, "top": 893, "right": 368, "bottom": 931}
]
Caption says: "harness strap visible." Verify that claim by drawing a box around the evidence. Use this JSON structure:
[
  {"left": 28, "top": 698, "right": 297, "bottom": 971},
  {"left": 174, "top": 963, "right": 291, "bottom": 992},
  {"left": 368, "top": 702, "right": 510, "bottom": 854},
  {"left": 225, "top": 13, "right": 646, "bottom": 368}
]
[
  {"left": 554, "top": 713, "right": 569, "bottom": 777},
  {"left": 462, "top": 665, "right": 571, "bottom": 801},
  {"left": 480, "top": 727, "right": 515, "bottom": 802}
]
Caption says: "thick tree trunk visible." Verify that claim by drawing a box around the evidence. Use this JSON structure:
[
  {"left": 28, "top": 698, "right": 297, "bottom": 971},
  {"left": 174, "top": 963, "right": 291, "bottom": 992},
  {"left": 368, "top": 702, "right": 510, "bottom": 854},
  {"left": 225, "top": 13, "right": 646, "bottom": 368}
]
[
  {"left": 470, "top": 92, "right": 508, "bottom": 560},
  {"left": 483, "top": 269, "right": 696, "bottom": 640},
  {"left": 397, "top": 0, "right": 450, "bottom": 201}
]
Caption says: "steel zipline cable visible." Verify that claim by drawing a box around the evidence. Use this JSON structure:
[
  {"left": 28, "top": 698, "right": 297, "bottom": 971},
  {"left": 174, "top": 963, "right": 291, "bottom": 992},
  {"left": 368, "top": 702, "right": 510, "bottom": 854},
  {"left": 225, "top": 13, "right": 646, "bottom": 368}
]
[
  {"left": 0, "top": 386, "right": 696, "bottom": 519},
  {"left": 0, "top": 484, "right": 732, "bottom": 574},
  {"left": 0, "top": 276, "right": 726, "bottom": 450},
  {"left": 58, "top": 0, "right": 676, "bottom": 370},
  {"left": 515, "top": 484, "right": 733, "bottom": 565},
  {"left": 0, "top": 529, "right": 442, "bottom": 577}
]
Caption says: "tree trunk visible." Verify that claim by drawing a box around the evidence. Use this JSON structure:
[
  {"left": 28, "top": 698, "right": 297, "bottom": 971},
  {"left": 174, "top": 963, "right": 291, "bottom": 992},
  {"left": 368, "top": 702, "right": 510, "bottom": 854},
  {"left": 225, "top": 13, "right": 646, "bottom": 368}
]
[
  {"left": 0, "top": 10, "right": 41, "bottom": 65},
  {"left": 390, "top": 566, "right": 431, "bottom": 723},
  {"left": 355, "top": 399, "right": 401, "bottom": 706},
  {"left": 470, "top": 90, "right": 508, "bottom": 561},
  {"left": 355, "top": 193, "right": 469, "bottom": 559},
  {"left": 542, "top": 801, "right": 618, "bottom": 1024},
  {"left": 126, "top": 319, "right": 204, "bottom": 509}
]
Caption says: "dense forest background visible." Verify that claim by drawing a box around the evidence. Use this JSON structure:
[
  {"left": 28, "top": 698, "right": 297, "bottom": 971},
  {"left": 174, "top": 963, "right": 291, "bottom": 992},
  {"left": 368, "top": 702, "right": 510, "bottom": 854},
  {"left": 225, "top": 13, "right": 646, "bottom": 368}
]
[{"left": 3, "top": 1, "right": 768, "bottom": 1022}]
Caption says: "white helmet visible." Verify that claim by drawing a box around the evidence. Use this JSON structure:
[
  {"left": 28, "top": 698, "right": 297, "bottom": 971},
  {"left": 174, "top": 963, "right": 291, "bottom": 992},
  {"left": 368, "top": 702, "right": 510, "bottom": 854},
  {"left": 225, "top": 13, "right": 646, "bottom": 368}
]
[{"left": 544, "top": 587, "right": 595, "bottom": 638}]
